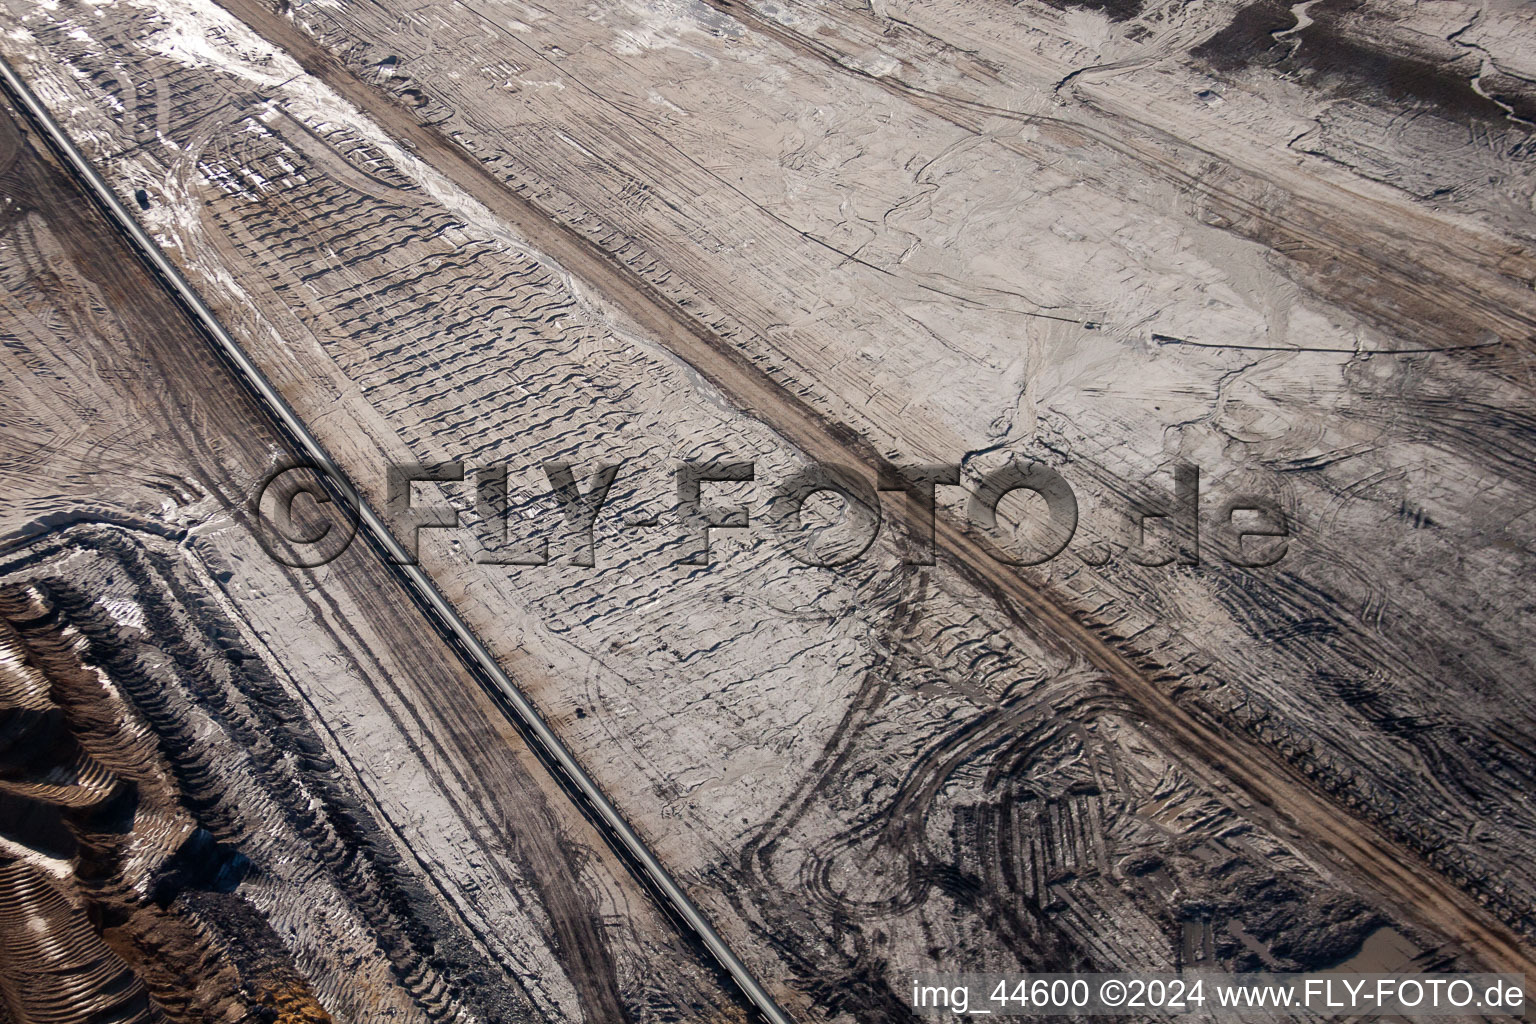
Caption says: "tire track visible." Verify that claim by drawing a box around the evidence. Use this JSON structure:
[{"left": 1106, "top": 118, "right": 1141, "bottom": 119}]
[{"left": 0, "top": 52, "right": 792, "bottom": 1024}]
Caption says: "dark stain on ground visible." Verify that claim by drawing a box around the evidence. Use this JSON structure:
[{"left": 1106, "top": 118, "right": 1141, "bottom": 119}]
[
  {"left": 1036, "top": 0, "right": 1144, "bottom": 23},
  {"left": 1193, "top": 0, "right": 1536, "bottom": 128}
]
